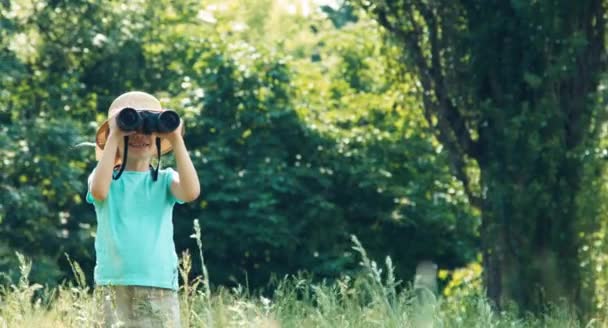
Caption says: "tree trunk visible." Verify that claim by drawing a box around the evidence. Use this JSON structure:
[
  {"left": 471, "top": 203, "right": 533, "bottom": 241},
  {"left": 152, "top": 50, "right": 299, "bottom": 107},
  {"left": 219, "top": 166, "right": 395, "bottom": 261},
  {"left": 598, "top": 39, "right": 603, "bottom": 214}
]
[{"left": 480, "top": 154, "right": 584, "bottom": 312}]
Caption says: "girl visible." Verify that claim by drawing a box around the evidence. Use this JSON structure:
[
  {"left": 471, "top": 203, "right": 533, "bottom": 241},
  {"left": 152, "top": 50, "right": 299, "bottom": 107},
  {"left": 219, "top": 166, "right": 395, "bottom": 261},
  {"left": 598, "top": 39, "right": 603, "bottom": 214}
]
[{"left": 87, "top": 91, "right": 200, "bottom": 327}]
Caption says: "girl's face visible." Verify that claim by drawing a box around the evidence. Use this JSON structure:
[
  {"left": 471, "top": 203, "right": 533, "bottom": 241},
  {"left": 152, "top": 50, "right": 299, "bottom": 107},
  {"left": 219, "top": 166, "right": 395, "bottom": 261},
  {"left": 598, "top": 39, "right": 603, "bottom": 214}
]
[{"left": 118, "top": 133, "right": 156, "bottom": 161}]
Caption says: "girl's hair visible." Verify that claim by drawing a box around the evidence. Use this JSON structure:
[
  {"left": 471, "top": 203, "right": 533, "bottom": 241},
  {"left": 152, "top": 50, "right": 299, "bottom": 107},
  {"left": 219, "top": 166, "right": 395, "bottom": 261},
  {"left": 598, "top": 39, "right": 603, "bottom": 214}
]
[{"left": 74, "top": 136, "right": 121, "bottom": 165}]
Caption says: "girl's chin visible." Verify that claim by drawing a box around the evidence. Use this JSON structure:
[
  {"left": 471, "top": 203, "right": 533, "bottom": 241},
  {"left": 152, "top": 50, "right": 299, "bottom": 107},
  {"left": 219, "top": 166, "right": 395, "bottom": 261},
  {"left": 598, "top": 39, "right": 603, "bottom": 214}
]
[{"left": 125, "top": 149, "right": 153, "bottom": 159}]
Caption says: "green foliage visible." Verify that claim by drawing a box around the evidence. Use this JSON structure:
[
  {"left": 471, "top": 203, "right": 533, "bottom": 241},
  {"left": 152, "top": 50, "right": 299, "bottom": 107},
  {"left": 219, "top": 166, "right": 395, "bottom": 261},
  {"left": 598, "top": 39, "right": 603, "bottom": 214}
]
[{"left": 0, "top": 0, "right": 478, "bottom": 297}]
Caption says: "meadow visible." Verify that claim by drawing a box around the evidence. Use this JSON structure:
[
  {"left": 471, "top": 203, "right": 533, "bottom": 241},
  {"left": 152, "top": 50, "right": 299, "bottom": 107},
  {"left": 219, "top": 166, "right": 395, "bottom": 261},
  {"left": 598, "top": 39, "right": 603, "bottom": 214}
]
[{"left": 0, "top": 226, "right": 600, "bottom": 328}]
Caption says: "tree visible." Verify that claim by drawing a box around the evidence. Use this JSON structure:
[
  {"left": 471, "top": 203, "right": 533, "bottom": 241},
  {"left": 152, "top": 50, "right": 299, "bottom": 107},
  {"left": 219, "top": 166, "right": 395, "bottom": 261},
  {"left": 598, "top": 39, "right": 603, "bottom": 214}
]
[{"left": 359, "top": 0, "right": 606, "bottom": 313}]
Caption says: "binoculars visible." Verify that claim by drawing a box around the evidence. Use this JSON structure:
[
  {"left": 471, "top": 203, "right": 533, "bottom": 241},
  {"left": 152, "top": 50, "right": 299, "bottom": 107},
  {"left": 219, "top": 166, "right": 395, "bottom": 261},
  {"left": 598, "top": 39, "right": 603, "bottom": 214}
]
[{"left": 116, "top": 107, "right": 180, "bottom": 134}]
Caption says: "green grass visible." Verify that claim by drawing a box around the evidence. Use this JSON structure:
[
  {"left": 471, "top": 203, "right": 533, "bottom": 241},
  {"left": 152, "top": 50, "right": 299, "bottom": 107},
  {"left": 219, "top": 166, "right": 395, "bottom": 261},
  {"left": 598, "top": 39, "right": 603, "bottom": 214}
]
[{"left": 0, "top": 224, "right": 605, "bottom": 327}]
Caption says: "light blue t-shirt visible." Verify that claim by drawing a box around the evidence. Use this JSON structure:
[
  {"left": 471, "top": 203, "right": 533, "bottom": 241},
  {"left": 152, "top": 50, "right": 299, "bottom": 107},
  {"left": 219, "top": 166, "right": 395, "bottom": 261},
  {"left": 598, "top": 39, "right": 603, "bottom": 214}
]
[{"left": 86, "top": 167, "right": 184, "bottom": 290}]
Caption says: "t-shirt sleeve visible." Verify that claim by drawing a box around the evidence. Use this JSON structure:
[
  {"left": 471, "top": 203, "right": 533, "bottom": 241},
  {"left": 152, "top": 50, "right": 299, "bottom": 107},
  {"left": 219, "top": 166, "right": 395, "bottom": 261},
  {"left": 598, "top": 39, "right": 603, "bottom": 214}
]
[
  {"left": 165, "top": 167, "right": 185, "bottom": 205},
  {"left": 85, "top": 169, "right": 98, "bottom": 204}
]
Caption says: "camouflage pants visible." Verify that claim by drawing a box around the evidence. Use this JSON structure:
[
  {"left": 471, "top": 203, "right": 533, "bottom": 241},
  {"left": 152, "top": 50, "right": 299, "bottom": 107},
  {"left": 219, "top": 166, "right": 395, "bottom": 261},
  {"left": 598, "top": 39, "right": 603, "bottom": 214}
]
[{"left": 96, "top": 285, "right": 181, "bottom": 328}]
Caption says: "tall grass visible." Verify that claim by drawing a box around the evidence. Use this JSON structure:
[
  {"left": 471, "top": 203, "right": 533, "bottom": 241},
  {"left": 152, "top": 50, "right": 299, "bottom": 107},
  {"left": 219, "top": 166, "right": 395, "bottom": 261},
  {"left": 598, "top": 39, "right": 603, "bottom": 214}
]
[{"left": 0, "top": 223, "right": 604, "bottom": 327}]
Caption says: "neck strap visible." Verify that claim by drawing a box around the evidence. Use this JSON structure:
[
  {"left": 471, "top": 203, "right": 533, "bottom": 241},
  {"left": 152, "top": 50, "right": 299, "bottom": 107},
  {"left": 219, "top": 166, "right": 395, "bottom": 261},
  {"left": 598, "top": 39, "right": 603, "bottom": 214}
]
[
  {"left": 112, "top": 136, "right": 129, "bottom": 180},
  {"left": 151, "top": 137, "right": 161, "bottom": 181}
]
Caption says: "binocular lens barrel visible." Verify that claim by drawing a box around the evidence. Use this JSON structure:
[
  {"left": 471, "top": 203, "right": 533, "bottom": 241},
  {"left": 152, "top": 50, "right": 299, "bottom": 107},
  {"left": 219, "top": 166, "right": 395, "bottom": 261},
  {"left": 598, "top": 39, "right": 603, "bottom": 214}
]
[
  {"left": 116, "top": 107, "right": 141, "bottom": 131},
  {"left": 157, "top": 111, "right": 180, "bottom": 133}
]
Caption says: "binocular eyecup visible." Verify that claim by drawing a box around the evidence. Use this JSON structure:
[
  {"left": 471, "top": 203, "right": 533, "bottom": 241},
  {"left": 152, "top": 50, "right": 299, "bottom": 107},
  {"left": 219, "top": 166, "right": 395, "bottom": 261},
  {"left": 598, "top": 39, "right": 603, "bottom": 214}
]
[{"left": 116, "top": 107, "right": 180, "bottom": 134}]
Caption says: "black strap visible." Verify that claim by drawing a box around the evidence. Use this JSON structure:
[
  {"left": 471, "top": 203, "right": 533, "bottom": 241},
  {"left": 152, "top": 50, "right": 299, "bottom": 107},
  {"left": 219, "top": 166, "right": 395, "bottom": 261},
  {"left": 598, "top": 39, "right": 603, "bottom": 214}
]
[
  {"left": 151, "top": 137, "right": 161, "bottom": 181},
  {"left": 112, "top": 136, "right": 129, "bottom": 180}
]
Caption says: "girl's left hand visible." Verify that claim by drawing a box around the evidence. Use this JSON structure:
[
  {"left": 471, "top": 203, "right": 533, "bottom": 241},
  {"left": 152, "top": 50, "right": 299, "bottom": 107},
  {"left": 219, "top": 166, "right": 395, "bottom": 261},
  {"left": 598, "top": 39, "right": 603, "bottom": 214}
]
[{"left": 158, "top": 119, "right": 184, "bottom": 145}]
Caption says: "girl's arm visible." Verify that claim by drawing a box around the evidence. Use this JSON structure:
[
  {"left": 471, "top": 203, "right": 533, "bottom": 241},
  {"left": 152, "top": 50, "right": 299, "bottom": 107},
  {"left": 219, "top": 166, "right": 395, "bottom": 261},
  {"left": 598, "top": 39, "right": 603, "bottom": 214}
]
[
  {"left": 165, "top": 121, "right": 200, "bottom": 202},
  {"left": 89, "top": 117, "right": 129, "bottom": 201}
]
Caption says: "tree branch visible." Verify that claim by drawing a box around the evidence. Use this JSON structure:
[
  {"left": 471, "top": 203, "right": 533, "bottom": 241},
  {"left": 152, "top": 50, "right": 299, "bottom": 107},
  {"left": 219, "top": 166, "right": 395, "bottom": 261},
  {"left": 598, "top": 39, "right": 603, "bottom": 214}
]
[{"left": 372, "top": 3, "right": 481, "bottom": 208}]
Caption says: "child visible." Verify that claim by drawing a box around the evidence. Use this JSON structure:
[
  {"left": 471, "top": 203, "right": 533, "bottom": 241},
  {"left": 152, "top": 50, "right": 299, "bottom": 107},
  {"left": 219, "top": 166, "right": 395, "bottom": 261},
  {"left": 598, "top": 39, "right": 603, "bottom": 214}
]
[{"left": 87, "top": 91, "right": 200, "bottom": 327}]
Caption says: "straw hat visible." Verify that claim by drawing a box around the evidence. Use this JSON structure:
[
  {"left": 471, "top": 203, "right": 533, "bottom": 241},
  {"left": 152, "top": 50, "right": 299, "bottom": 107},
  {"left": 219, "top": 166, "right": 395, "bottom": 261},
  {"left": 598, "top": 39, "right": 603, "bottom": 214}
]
[{"left": 94, "top": 91, "right": 176, "bottom": 162}]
